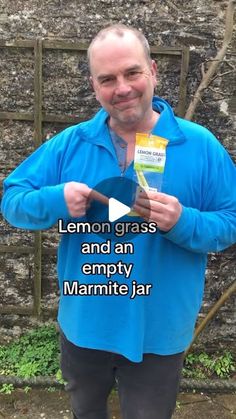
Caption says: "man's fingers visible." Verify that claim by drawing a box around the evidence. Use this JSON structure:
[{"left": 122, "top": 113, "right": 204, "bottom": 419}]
[
  {"left": 134, "top": 191, "right": 182, "bottom": 232},
  {"left": 138, "top": 191, "right": 171, "bottom": 204},
  {"left": 64, "top": 182, "right": 92, "bottom": 218},
  {"left": 70, "top": 182, "right": 92, "bottom": 197},
  {"left": 133, "top": 203, "right": 151, "bottom": 219},
  {"left": 135, "top": 197, "right": 165, "bottom": 213}
]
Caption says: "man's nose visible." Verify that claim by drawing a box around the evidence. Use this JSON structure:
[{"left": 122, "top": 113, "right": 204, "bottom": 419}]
[{"left": 114, "top": 77, "right": 132, "bottom": 96}]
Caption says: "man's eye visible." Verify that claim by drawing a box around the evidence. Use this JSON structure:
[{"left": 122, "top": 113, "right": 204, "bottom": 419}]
[
  {"left": 101, "top": 78, "right": 113, "bottom": 85},
  {"left": 127, "top": 71, "right": 141, "bottom": 79}
]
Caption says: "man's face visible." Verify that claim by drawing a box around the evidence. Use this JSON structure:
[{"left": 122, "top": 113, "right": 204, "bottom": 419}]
[{"left": 89, "top": 32, "right": 157, "bottom": 130}]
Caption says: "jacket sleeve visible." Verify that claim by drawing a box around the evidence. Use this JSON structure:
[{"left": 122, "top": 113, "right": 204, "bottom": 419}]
[
  {"left": 162, "top": 139, "right": 236, "bottom": 253},
  {"left": 1, "top": 133, "right": 70, "bottom": 230}
]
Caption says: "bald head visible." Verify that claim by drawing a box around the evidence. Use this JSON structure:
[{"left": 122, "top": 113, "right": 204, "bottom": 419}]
[{"left": 87, "top": 24, "right": 152, "bottom": 74}]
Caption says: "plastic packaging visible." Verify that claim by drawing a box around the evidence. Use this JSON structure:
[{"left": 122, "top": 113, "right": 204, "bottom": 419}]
[
  {"left": 128, "top": 133, "right": 169, "bottom": 217},
  {"left": 134, "top": 133, "right": 169, "bottom": 192}
]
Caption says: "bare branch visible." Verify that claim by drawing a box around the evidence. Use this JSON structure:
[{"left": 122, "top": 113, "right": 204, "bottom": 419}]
[
  {"left": 201, "top": 63, "right": 206, "bottom": 78},
  {"left": 185, "top": 0, "right": 236, "bottom": 120},
  {"left": 208, "top": 87, "right": 225, "bottom": 98},
  {"left": 225, "top": 61, "right": 236, "bottom": 70},
  {"left": 210, "top": 68, "right": 236, "bottom": 83}
]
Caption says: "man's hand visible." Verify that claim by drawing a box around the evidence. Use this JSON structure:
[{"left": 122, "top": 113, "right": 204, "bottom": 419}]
[
  {"left": 64, "top": 182, "right": 91, "bottom": 218},
  {"left": 133, "top": 191, "right": 182, "bottom": 232}
]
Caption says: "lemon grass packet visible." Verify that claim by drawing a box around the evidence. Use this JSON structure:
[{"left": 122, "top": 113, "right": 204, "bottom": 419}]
[{"left": 134, "top": 133, "right": 169, "bottom": 192}]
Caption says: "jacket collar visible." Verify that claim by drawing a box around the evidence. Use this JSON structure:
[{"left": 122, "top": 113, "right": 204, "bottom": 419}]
[
  {"left": 151, "top": 97, "right": 186, "bottom": 144},
  {"left": 78, "top": 96, "right": 186, "bottom": 146}
]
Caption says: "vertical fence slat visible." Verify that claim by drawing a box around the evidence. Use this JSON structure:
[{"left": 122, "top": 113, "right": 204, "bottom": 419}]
[
  {"left": 176, "top": 47, "right": 190, "bottom": 117},
  {"left": 33, "top": 38, "right": 43, "bottom": 316}
]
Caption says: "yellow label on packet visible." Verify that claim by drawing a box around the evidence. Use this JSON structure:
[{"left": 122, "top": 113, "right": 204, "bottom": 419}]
[{"left": 134, "top": 133, "right": 169, "bottom": 174}]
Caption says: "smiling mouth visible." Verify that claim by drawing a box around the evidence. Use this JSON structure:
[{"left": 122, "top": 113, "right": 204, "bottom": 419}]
[{"left": 113, "top": 97, "right": 139, "bottom": 107}]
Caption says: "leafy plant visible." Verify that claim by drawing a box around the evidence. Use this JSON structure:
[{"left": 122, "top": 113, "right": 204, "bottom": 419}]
[
  {"left": 0, "top": 325, "right": 234, "bottom": 391},
  {"left": 55, "top": 368, "right": 66, "bottom": 385},
  {"left": 176, "top": 401, "right": 181, "bottom": 409},
  {"left": 213, "top": 352, "right": 235, "bottom": 378},
  {"left": 47, "top": 386, "right": 56, "bottom": 392},
  {"left": 183, "top": 351, "right": 235, "bottom": 379},
  {"left": 0, "top": 383, "right": 14, "bottom": 394},
  {"left": 0, "top": 324, "right": 60, "bottom": 378}
]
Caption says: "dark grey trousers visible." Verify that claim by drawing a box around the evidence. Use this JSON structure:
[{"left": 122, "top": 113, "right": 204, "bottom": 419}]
[{"left": 60, "top": 331, "right": 184, "bottom": 419}]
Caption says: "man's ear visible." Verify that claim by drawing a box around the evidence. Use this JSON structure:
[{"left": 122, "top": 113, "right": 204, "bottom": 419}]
[
  {"left": 89, "top": 75, "right": 94, "bottom": 91},
  {"left": 151, "top": 60, "right": 158, "bottom": 87},
  {"left": 89, "top": 76, "right": 100, "bottom": 102}
]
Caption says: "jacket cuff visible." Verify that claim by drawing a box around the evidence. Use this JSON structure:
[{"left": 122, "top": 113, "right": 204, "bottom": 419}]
[
  {"left": 45, "top": 183, "right": 70, "bottom": 221},
  {"left": 160, "top": 205, "right": 192, "bottom": 244}
]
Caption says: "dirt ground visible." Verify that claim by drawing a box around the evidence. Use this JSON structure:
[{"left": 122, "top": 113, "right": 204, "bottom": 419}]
[{"left": 0, "top": 389, "right": 235, "bottom": 419}]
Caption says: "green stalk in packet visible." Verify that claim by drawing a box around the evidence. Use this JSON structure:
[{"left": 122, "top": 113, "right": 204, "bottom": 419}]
[{"left": 129, "top": 133, "right": 169, "bottom": 216}]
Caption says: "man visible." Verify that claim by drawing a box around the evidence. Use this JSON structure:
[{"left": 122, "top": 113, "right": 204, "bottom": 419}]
[{"left": 1, "top": 24, "right": 236, "bottom": 419}]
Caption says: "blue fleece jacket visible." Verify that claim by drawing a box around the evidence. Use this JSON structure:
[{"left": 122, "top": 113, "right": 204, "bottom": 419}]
[{"left": 1, "top": 97, "right": 236, "bottom": 361}]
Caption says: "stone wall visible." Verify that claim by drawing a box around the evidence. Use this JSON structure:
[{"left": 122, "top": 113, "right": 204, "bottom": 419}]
[{"left": 0, "top": 0, "right": 235, "bottom": 354}]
